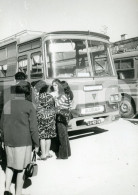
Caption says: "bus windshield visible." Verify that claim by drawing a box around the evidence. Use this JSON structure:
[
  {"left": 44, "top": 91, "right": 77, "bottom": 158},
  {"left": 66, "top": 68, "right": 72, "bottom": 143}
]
[{"left": 45, "top": 38, "right": 114, "bottom": 78}]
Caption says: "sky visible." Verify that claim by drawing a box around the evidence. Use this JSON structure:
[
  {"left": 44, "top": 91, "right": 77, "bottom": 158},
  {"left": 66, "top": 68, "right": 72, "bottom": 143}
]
[{"left": 0, "top": 0, "right": 138, "bottom": 42}]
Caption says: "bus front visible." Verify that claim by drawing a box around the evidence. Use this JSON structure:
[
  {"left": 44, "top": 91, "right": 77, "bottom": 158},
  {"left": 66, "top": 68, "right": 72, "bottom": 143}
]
[{"left": 43, "top": 31, "right": 120, "bottom": 130}]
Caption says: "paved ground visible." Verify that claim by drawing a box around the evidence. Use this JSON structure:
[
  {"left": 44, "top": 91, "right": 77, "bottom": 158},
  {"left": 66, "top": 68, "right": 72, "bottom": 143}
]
[{"left": 0, "top": 118, "right": 138, "bottom": 195}]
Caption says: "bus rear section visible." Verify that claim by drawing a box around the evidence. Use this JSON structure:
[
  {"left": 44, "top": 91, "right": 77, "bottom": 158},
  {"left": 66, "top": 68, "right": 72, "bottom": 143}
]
[
  {"left": 113, "top": 50, "right": 138, "bottom": 118},
  {"left": 0, "top": 41, "right": 17, "bottom": 116},
  {"left": 43, "top": 31, "right": 120, "bottom": 130}
]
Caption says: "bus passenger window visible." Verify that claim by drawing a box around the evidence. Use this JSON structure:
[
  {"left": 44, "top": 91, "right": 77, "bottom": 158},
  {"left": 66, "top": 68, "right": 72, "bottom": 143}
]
[
  {"left": 118, "top": 72, "right": 125, "bottom": 79},
  {"left": 116, "top": 59, "right": 134, "bottom": 79},
  {"left": 0, "top": 63, "right": 17, "bottom": 78},
  {"left": 0, "top": 64, "right": 7, "bottom": 77},
  {"left": 18, "top": 56, "right": 28, "bottom": 75},
  {"left": 30, "top": 52, "right": 43, "bottom": 78}
]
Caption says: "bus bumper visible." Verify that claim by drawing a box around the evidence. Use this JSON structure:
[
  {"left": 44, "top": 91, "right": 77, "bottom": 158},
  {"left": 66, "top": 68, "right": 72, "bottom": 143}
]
[{"left": 68, "top": 111, "right": 120, "bottom": 131}]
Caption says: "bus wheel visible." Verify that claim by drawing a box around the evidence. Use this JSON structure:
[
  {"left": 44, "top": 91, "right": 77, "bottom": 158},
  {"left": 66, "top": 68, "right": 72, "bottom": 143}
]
[{"left": 120, "top": 96, "right": 135, "bottom": 118}]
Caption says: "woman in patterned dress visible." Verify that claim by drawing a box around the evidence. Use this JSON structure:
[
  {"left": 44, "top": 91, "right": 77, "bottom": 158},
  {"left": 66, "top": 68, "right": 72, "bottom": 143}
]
[{"left": 37, "top": 84, "right": 56, "bottom": 160}]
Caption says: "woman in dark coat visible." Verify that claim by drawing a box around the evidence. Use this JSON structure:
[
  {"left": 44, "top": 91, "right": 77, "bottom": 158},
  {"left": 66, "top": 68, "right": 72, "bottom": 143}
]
[{"left": 0, "top": 81, "right": 39, "bottom": 195}]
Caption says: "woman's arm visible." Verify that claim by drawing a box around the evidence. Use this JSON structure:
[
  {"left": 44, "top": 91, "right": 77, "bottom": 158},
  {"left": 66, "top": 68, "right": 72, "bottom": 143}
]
[{"left": 29, "top": 104, "right": 39, "bottom": 148}]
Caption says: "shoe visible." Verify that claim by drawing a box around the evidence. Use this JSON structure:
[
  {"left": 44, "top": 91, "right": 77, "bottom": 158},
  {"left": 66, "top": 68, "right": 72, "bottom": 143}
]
[
  {"left": 47, "top": 154, "right": 53, "bottom": 158},
  {"left": 4, "top": 191, "right": 13, "bottom": 195},
  {"left": 56, "top": 157, "right": 61, "bottom": 160},
  {"left": 37, "top": 156, "right": 47, "bottom": 160}
]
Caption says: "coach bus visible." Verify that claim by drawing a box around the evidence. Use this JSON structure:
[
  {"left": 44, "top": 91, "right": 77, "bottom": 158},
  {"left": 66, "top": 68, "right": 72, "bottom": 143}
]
[
  {"left": 0, "top": 30, "right": 120, "bottom": 130},
  {"left": 113, "top": 50, "right": 138, "bottom": 118}
]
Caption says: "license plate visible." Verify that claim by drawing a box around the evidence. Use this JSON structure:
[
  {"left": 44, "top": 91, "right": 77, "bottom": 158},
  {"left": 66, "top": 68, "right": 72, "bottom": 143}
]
[{"left": 81, "top": 105, "right": 104, "bottom": 115}]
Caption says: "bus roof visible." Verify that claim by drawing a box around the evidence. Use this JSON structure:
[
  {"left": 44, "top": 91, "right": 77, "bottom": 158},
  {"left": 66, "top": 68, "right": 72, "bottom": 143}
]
[
  {"left": 46, "top": 31, "right": 110, "bottom": 40},
  {"left": 113, "top": 50, "right": 138, "bottom": 59}
]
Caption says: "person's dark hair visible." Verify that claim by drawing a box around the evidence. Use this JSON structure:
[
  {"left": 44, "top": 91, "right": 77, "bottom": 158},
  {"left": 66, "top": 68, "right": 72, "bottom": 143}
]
[
  {"left": 31, "top": 80, "right": 46, "bottom": 92},
  {"left": 15, "top": 72, "right": 27, "bottom": 81},
  {"left": 15, "top": 81, "right": 31, "bottom": 97},
  {"left": 61, "top": 81, "right": 73, "bottom": 100},
  {"left": 31, "top": 80, "right": 40, "bottom": 87},
  {"left": 39, "top": 85, "right": 49, "bottom": 94},
  {"left": 52, "top": 79, "right": 61, "bottom": 85},
  {"left": 49, "top": 85, "right": 54, "bottom": 92}
]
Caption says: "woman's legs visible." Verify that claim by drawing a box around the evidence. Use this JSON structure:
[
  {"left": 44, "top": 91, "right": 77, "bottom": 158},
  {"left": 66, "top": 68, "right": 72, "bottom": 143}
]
[
  {"left": 15, "top": 169, "right": 25, "bottom": 195},
  {"left": 45, "top": 139, "right": 51, "bottom": 157},
  {"left": 40, "top": 139, "right": 46, "bottom": 158},
  {"left": 57, "top": 123, "right": 71, "bottom": 159},
  {"left": 5, "top": 167, "right": 14, "bottom": 192},
  {"left": 39, "top": 139, "right": 52, "bottom": 159}
]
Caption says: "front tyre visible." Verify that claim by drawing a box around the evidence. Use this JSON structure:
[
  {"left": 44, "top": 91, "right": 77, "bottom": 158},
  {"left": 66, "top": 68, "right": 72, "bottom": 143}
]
[{"left": 119, "top": 96, "right": 135, "bottom": 118}]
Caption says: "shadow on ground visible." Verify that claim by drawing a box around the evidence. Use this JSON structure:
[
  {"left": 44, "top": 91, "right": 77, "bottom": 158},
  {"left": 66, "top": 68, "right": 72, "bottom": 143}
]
[
  {"left": 50, "top": 127, "right": 108, "bottom": 153},
  {"left": 68, "top": 126, "right": 108, "bottom": 140}
]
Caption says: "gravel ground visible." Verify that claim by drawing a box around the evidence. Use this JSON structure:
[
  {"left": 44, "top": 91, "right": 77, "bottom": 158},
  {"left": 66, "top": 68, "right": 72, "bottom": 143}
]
[{"left": 0, "top": 118, "right": 138, "bottom": 195}]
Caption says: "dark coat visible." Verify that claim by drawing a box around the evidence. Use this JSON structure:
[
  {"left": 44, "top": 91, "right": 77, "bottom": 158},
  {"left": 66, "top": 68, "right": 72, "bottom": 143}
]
[{"left": 0, "top": 97, "right": 39, "bottom": 147}]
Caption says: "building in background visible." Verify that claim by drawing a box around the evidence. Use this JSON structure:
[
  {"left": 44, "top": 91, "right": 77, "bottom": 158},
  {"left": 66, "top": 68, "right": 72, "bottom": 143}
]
[{"left": 112, "top": 34, "right": 138, "bottom": 54}]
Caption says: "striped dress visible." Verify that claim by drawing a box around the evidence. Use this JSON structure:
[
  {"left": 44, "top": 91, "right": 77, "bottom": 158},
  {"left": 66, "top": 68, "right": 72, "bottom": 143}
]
[
  {"left": 55, "top": 94, "right": 72, "bottom": 124},
  {"left": 56, "top": 94, "right": 72, "bottom": 110}
]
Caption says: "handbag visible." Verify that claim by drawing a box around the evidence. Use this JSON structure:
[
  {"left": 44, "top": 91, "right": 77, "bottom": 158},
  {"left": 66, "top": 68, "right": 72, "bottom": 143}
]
[
  {"left": 56, "top": 109, "right": 73, "bottom": 126},
  {"left": 56, "top": 113, "right": 68, "bottom": 126},
  {"left": 25, "top": 151, "right": 38, "bottom": 178}
]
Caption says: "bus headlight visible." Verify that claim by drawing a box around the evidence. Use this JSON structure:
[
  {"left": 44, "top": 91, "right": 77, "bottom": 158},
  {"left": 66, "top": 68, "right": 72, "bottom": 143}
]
[
  {"left": 115, "top": 94, "right": 119, "bottom": 101},
  {"left": 110, "top": 94, "right": 120, "bottom": 103}
]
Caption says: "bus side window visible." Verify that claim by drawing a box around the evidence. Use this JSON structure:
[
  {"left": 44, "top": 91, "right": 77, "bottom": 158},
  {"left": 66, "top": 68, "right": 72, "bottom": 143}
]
[
  {"left": 118, "top": 72, "right": 125, "bottom": 79},
  {"left": 18, "top": 56, "right": 28, "bottom": 75},
  {"left": 30, "top": 52, "right": 43, "bottom": 78}
]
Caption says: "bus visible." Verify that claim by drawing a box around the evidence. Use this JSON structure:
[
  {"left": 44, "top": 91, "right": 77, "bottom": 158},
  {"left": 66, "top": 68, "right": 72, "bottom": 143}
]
[
  {"left": 0, "top": 30, "right": 120, "bottom": 131},
  {"left": 113, "top": 50, "right": 138, "bottom": 118}
]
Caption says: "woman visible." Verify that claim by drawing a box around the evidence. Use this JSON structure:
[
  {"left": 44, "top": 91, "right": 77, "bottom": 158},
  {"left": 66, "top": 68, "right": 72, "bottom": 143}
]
[
  {"left": 51, "top": 79, "right": 72, "bottom": 159},
  {"left": 31, "top": 80, "right": 46, "bottom": 106},
  {"left": 0, "top": 81, "right": 39, "bottom": 195},
  {"left": 37, "top": 84, "right": 56, "bottom": 160}
]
